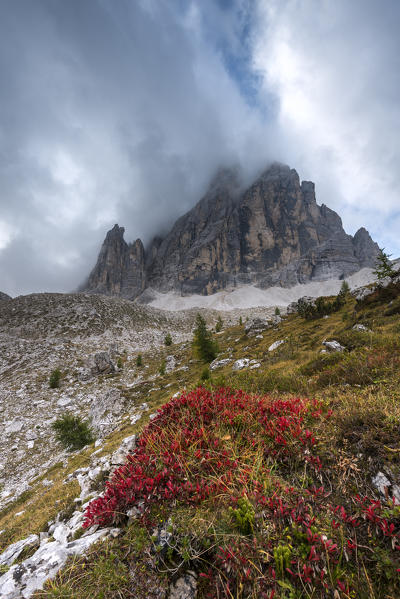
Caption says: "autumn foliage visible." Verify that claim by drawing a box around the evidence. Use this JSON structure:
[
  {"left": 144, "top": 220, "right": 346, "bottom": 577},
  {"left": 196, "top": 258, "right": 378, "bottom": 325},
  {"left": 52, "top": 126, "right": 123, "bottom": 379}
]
[{"left": 84, "top": 388, "right": 400, "bottom": 598}]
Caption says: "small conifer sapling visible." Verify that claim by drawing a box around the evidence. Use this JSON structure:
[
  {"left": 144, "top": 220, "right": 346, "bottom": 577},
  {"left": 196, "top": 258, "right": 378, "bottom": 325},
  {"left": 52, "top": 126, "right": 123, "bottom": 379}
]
[{"left": 192, "top": 313, "right": 218, "bottom": 363}]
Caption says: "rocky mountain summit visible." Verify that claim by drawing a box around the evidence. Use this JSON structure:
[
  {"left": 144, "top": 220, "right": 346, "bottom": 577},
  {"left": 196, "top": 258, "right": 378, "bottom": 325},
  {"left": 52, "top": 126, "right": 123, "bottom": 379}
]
[{"left": 81, "top": 163, "right": 379, "bottom": 299}]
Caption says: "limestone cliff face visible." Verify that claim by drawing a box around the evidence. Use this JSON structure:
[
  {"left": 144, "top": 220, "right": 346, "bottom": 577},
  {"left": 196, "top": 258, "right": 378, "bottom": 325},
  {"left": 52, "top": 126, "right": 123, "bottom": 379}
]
[
  {"left": 81, "top": 225, "right": 145, "bottom": 299},
  {"left": 81, "top": 163, "right": 380, "bottom": 298}
]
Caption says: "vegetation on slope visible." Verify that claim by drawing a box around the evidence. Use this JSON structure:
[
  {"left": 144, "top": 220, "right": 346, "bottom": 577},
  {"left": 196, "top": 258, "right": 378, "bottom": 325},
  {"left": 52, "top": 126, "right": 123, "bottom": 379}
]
[
  {"left": 1, "top": 280, "right": 400, "bottom": 597},
  {"left": 40, "top": 386, "right": 400, "bottom": 598}
]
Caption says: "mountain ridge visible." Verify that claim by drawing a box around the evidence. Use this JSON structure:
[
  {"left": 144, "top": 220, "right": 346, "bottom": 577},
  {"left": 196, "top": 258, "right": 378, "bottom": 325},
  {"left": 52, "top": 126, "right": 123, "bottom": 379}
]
[{"left": 81, "top": 163, "right": 379, "bottom": 299}]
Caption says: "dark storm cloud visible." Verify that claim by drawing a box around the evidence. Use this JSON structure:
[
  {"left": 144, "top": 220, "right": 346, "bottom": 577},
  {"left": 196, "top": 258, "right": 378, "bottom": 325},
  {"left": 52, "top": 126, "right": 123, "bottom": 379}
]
[
  {"left": 0, "top": 0, "right": 399, "bottom": 296},
  {"left": 0, "top": 0, "right": 277, "bottom": 295}
]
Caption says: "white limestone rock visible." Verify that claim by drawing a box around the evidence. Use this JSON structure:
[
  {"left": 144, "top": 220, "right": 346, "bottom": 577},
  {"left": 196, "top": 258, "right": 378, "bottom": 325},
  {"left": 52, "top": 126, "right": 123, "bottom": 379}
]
[
  {"left": 268, "top": 339, "right": 285, "bottom": 352},
  {"left": 0, "top": 535, "right": 39, "bottom": 567},
  {"left": 111, "top": 434, "right": 136, "bottom": 466},
  {"left": 322, "top": 340, "right": 345, "bottom": 353},
  {"left": 0, "top": 529, "right": 116, "bottom": 599},
  {"left": 209, "top": 358, "right": 231, "bottom": 371},
  {"left": 352, "top": 324, "right": 370, "bottom": 332},
  {"left": 232, "top": 358, "right": 251, "bottom": 371}
]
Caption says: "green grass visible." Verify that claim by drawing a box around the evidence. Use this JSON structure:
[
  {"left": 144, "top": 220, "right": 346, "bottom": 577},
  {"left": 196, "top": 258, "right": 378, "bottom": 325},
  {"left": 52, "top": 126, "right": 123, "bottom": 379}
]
[{"left": 2, "top": 285, "right": 400, "bottom": 598}]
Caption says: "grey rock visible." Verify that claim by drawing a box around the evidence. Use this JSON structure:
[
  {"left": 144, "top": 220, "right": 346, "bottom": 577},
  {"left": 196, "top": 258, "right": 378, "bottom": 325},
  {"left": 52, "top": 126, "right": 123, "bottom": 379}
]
[
  {"left": 232, "top": 358, "right": 251, "bottom": 371},
  {"left": 352, "top": 324, "right": 370, "bottom": 332},
  {"left": 268, "top": 339, "right": 285, "bottom": 352},
  {"left": 91, "top": 352, "right": 115, "bottom": 376},
  {"left": 0, "top": 529, "right": 115, "bottom": 599},
  {"left": 56, "top": 397, "right": 72, "bottom": 408},
  {"left": 169, "top": 571, "right": 197, "bottom": 599},
  {"left": 372, "top": 471, "right": 400, "bottom": 504},
  {"left": 322, "top": 340, "right": 345, "bottom": 353},
  {"left": 52, "top": 523, "right": 71, "bottom": 545},
  {"left": 209, "top": 358, "right": 231, "bottom": 371},
  {"left": 295, "top": 296, "right": 317, "bottom": 313},
  {"left": 286, "top": 301, "right": 299, "bottom": 314},
  {"left": 351, "top": 286, "right": 375, "bottom": 301},
  {"left": 5, "top": 420, "right": 24, "bottom": 434},
  {"left": 392, "top": 485, "right": 400, "bottom": 505},
  {"left": 0, "top": 535, "right": 39, "bottom": 567},
  {"left": 41, "top": 479, "right": 53, "bottom": 488},
  {"left": 0, "top": 291, "right": 11, "bottom": 301},
  {"left": 353, "top": 227, "right": 381, "bottom": 268},
  {"left": 83, "top": 164, "right": 379, "bottom": 299},
  {"left": 165, "top": 355, "right": 176, "bottom": 373},
  {"left": 126, "top": 504, "right": 144, "bottom": 520},
  {"left": 111, "top": 434, "right": 136, "bottom": 466},
  {"left": 245, "top": 316, "right": 280, "bottom": 336},
  {"left": 90, "top": 388, "right": 124, "bottom": 435},
  {"left": 80, "top": 224, "right": 146, "bottom": 300},
  {"left": 372, "top": 472, "right": 391, "bottom": 497},
  {"left": 152, "top": 518, "right": 172, "bottom": 551}
]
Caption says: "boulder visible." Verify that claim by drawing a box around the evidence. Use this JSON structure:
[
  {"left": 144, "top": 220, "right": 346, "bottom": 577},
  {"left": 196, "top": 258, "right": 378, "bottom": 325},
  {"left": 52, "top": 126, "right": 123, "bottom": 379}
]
[
  {"left": 169, "top": 571, "right": 197, "bottom": 599},
  {"left": 351, "top": 286, "right": 375, "bottom": 301},
  {"left": 0, "top": 529, "right": 117, "bottom": 599},
  {"left": 352, "top": 324, "right": 370, "bottom": 332},
  {"left": 322, "top": 340, "right": 345, "bottom": 353},
  {"left": 90, "top": 352, "right": 115, "bottom": 376},
  {"left": 249, "top": 361, "right": 261, "bottom": 369},
  {"left": 111, "top": 434, "right": 137, "bottom": 466},
  {"left": 295, "top": 296, "right": 317, "bottom": 314},
  {"left": 5, "top": 420, "right": 24, "bottom": 434},
  {"left": 268, "top": 339, "right": 285, "bottom": 352},
  {"left": 90, "top": 388, "right": 124, "bottom": 435},
  {"left": 232, "top": 358, "right": 251, "bottom": 371},
  {"left": 165, "top": 355, "right": 176, "bottom": 373},
  {"left": 372, "top": 471, "right": 391, "bottom": 497},
  {"left": 209, "top": 358, "right": 231, "bottom": 371},
  {"left": 245, "top": 315, "right": 281, "bottom": 336},
  {"left": 53, "top": 523, "right": 71, "bottom": 545},
  {"left": 0, "top": 535, "right": 39, "bottom": 567}
]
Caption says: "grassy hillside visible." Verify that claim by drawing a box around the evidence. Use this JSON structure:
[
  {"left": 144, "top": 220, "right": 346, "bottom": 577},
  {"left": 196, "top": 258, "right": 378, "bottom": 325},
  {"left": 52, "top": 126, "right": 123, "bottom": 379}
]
[{"left": 2, "top": 282, "right": 400, "bottom": 598}]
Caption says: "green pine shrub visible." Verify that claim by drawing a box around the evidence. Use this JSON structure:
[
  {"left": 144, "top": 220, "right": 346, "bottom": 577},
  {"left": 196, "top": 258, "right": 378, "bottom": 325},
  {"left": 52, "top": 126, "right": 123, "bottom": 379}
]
[
  {"left": 192, "top": 314, "right": 218, "bottom": 363},
  {"left": 49, "top": 368, "right": 61, "bottom": 389},
  {"left": 52, "top": 413, "right": 95, "bottom": 451}
]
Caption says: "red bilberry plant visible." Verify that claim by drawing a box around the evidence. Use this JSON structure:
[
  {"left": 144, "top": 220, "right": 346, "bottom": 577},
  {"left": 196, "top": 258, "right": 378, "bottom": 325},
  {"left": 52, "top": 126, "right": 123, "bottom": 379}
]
[{"left": 83, "top": 387, "right": 400, "bottom": 598}]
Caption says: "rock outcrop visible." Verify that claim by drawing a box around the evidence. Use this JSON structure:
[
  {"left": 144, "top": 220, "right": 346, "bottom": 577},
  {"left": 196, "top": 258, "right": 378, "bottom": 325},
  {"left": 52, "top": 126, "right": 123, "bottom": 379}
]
[
  {"left": 81, "top": 163, "right": 380, "bottom": 298},
  {"left": 81, "top": 225, "right": 145, "bottom": 299},
  {"left": 0, "top": 292, "right": 11, "bottom": 301}
]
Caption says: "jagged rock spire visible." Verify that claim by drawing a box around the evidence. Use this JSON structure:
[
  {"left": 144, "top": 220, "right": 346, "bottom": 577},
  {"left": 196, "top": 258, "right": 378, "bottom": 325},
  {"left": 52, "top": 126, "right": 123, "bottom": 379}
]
[{"left": 82, "top": 164, "right": 380, "bottom": 299}]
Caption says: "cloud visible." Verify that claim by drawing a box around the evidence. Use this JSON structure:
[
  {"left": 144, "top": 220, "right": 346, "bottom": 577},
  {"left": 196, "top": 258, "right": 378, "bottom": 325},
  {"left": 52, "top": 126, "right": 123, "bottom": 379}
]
[
  {"left": 0, "top": 0, "right": 399, "bottom": 296},
  {"left": 0, "top": 0, "right": 278, "bottom": 296},
  {"left": 252, "top": 0, "right": 400, "bottom": 254}
]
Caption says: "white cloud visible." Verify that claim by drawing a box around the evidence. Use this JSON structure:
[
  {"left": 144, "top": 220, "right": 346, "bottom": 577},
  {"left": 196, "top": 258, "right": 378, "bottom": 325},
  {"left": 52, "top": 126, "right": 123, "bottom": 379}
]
[
  {"left": 0, "top": 221, "right": 16, "bottom": 251},
  {"left": 0, "top": 0, "right": 399, "bottom": 296},
  {"left": 252, "top": 0, "right": 400, "bottom": 253}
]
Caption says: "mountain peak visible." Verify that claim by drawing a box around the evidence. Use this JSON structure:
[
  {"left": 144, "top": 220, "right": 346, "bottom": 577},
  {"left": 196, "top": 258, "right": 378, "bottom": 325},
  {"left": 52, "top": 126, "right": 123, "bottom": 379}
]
[{"left": 81, "top": 165, "right": 379, "bottom": 298}]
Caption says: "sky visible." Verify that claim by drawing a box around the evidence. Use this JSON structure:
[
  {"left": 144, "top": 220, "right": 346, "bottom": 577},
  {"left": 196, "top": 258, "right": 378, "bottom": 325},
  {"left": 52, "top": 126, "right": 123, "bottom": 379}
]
[{"left": 0, "top": 0, "right": 399, "bottom": 297}]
